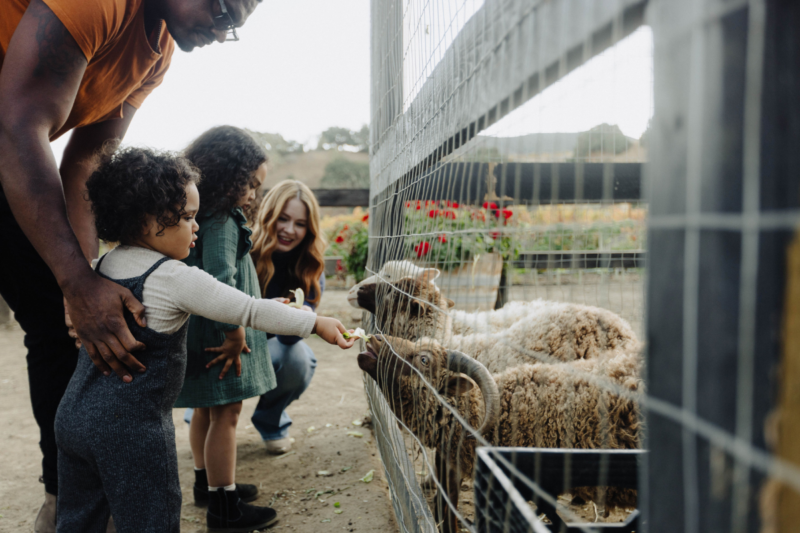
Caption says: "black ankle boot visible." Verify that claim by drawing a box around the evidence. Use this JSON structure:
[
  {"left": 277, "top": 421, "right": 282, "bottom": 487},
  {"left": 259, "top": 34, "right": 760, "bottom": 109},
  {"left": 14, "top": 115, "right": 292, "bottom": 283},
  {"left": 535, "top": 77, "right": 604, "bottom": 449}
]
[
  {"left": 193, "top": 470, "right": 258, "bottom": 506},
  {"left": 207, "top": 488, "right": 278, "bottom": 532}
]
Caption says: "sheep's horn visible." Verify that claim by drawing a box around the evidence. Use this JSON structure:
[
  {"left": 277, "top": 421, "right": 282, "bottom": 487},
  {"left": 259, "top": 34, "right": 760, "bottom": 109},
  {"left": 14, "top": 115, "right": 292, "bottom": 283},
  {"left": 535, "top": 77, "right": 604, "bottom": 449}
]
[{"left": 446, "top": 350, "right": 499, "bottom": 439}]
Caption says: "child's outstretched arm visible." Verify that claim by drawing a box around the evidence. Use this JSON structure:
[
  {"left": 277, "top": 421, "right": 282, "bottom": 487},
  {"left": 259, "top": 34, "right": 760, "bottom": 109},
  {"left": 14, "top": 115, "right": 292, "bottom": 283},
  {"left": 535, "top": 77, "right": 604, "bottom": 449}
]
[{"left": 168, "top": 262, "right": 355, "bottom": 348}]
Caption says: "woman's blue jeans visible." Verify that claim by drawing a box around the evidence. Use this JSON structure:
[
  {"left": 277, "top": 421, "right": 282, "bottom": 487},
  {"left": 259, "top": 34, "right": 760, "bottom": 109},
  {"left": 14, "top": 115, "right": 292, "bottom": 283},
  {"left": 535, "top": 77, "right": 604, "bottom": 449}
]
[{"left": 183, "top": 337, "right": 317, "bottom": 441}]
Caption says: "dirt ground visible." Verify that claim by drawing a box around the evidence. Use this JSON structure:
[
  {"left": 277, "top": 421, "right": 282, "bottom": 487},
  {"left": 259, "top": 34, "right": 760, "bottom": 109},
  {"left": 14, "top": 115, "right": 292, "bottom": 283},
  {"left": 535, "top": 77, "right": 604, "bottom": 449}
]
[{"left": 0, "top": 290, "right": 398, "bottom": 533}]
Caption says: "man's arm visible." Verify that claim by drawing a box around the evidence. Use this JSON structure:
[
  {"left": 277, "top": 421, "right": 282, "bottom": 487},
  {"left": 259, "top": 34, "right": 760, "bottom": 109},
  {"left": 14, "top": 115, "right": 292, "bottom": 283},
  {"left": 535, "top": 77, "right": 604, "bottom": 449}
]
[
  {"left": 61, "top": 103, "right": 138, "bottom": 261},
  {"left": 0, "top": 0, "right": 146, "bottom": 381}
]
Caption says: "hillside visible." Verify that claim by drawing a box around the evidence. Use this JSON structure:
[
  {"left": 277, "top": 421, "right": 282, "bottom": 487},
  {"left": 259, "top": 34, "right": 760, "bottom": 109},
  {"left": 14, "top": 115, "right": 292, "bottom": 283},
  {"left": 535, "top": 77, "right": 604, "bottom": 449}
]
[
  {"left": 451, "top": 125, "right": 645, "bottom": 162},
  {"left": 263, "top": 150, "right": 369, "bottom": 189}
]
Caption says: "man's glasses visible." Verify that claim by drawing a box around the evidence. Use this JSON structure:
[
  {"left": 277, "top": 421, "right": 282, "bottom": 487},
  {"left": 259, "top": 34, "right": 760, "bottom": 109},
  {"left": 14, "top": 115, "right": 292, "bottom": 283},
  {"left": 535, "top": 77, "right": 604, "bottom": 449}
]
[{"left": 214, "top": 0, "right": 239, "bottom": 42}]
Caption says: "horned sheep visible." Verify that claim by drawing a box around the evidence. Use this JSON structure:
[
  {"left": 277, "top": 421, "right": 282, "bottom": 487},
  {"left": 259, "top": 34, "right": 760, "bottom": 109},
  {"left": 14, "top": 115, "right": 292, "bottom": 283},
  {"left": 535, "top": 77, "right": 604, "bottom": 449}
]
[{"left": 358, "top": 335, "right": 642, "bottom": 532}]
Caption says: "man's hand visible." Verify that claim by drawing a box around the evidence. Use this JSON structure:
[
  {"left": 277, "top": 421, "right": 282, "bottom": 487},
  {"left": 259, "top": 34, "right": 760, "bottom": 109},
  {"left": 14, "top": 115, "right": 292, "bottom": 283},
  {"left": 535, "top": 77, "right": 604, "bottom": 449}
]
[
  {"left": 205, "top": 326, "right": 250, "bottom": 380},
  {"left": 312, "top": 317, "right": 355, "bottom": 350},
  {"left": 63, "top": 272, "right": 148, "bottom": 382}
]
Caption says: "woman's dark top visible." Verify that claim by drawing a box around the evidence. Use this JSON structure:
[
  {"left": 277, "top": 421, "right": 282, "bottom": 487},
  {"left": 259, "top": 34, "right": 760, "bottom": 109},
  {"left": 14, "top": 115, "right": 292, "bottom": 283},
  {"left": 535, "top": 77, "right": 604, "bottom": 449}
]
[{"left": 264, "top": 249, "right": 325, "bottom": 345}]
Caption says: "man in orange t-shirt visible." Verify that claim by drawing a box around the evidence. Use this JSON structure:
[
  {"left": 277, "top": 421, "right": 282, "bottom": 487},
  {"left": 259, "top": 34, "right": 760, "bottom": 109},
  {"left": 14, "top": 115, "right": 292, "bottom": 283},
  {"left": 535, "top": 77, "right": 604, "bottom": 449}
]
[{"left": 0, "top": 1, "right": 260, "bottom": 530}]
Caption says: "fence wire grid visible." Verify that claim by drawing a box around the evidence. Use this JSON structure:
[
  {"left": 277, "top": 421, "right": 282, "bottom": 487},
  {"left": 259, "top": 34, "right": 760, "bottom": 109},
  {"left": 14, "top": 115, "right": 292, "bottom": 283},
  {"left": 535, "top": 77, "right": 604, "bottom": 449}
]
[{"left": 357, "top": 0, "right": 800, "bottom": 532}]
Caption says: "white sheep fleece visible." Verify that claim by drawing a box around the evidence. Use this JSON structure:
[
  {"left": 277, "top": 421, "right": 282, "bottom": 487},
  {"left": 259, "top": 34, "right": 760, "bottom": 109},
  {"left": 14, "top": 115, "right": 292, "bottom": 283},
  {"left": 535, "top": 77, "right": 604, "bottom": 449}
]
[
  {"left": 450, "top": 299, "right": 562, "bottom": 334},
  {"left": 444, "top": 300, "right": 640, "bottom": 374}
]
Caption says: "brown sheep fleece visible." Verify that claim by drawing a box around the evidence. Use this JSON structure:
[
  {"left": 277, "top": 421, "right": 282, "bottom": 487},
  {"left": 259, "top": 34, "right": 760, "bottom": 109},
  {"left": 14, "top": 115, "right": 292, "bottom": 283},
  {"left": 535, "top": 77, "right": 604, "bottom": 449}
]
[{"left": 361, "top": 336, "right": 642, "bottom": 512}]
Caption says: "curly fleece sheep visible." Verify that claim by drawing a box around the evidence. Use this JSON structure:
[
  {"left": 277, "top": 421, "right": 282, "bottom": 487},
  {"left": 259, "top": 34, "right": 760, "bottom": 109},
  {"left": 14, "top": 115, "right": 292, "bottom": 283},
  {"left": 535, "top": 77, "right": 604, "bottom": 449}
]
[
  {"left": 355, "top": 271, "right": 641, "bottom": 373},
  {"left": 358, "top": 335, "right": 642, "bottom": 533},
  {"left": 349, "top": 261, "right": 524, "bottom": 335}
]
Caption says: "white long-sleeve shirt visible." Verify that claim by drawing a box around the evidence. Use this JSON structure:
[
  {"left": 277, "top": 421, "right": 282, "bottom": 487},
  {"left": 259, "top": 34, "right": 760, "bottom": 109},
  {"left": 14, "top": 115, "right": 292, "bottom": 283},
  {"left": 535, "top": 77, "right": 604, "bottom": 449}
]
[{"left": 94, "top": 245, "right": 316, "bottom": 337}]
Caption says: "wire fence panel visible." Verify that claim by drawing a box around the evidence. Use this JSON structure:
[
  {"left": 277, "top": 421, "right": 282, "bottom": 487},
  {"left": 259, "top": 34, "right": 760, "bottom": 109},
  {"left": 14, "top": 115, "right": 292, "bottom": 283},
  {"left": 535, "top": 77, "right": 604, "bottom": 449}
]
[
  {"left": 645, "top": 0, "right": 800, "bottom": 532},
  {"left": 364, "top": 1, "right": 654, "bottom": 532}
]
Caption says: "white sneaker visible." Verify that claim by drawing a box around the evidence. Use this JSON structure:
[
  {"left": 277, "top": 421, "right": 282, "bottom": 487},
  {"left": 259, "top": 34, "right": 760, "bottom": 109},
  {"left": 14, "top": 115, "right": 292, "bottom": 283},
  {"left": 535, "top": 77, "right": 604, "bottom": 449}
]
[
  {"left": 33, "top": 490, "right": 56, "bottom": 533},
  {"left": 264, "top": 437, "right": 292, "bottom": 455}
]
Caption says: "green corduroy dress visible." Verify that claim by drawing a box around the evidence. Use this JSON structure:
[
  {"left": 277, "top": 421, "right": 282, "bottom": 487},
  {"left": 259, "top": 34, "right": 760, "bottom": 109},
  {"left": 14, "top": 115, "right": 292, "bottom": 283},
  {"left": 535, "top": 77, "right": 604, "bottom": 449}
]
[{"left": 174, "top": 208, "right": 275, "bottom": 408}]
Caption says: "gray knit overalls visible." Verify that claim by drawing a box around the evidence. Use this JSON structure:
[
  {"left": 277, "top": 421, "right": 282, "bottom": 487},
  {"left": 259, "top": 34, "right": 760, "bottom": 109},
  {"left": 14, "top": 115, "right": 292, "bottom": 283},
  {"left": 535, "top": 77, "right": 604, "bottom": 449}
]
[{"left": 55, "top": 256, "right": 187, "bottom": 533}]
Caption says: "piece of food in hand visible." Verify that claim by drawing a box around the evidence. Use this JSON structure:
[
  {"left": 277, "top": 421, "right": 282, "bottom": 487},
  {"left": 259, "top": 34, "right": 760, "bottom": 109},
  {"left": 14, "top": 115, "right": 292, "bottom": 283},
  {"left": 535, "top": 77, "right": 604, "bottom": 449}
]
[
  {"left": 288, "top": 288, "right": 305, "bottom": 309},
  {"left": 342, "top": 327, "right": 371, "bottom": 341}
]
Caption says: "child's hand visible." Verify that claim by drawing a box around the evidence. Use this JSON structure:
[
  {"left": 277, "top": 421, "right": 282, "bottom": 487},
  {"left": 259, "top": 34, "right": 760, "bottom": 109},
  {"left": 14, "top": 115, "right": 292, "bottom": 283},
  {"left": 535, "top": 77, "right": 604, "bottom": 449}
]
[
  {"left": 312, "top": 316, "right": 355, "bottom": 349},
  {"left": 205, "top": 326, "right": 250, "bottom": 379}
]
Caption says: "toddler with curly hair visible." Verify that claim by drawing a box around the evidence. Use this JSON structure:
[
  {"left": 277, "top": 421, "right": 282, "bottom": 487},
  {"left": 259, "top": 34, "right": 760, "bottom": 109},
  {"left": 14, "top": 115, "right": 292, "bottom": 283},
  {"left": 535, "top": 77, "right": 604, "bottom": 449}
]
[{"left": 53, "top": 146, "right": 354, "bottom": 533}]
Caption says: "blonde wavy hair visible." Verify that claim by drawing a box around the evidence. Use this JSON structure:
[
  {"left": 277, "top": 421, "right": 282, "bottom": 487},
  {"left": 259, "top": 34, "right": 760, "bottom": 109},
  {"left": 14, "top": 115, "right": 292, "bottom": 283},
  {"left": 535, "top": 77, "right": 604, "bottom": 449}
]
[{"left": 250, "top": 180, "right": 326, "bottom": 305}]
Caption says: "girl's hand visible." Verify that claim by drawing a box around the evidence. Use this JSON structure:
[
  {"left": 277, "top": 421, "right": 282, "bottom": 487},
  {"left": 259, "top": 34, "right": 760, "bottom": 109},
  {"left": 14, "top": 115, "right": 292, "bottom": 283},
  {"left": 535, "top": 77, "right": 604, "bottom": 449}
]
[
  {"left": 205, "top": 327, "right": 250, "bottom": 379},
  {"left": 312, "top": 317, "right": 355, "bottom": 349},
  {"left": 271, "top": 297, "right": 290, "bottom": 304}
]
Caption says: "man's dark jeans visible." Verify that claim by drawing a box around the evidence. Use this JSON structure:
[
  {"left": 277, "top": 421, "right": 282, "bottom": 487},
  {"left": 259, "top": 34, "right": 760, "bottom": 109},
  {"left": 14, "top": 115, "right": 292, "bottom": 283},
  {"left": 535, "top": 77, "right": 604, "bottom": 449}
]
[{"left": 0, "top": 190, "right": 79, "bottom": 496}]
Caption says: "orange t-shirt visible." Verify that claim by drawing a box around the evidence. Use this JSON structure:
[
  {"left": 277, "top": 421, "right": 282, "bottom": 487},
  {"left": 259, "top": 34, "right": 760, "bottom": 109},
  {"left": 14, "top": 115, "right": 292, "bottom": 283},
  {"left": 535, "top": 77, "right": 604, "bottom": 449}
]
[{"left": 0, "top": 0, "right": 174, "bottom": 140}]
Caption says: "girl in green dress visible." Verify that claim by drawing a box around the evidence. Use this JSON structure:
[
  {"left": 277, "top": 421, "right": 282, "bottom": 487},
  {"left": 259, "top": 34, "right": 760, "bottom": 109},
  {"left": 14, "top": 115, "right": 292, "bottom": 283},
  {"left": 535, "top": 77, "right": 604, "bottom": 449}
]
[{"left": 175, "top": 126, "right": 324, "bottom": 531}]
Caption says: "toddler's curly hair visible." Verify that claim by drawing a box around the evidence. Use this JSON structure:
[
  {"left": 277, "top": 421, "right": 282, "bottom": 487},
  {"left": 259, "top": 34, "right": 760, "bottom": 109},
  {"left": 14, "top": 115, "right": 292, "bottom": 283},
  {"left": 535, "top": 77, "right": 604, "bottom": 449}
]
[{"left": 86, "top": 146, "right": 201, "bottom": 244}]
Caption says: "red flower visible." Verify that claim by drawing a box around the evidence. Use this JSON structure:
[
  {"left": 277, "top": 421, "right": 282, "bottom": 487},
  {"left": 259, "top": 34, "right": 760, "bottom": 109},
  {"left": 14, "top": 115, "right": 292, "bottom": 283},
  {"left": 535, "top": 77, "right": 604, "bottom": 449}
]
[
  {"left": 445, "top": 201, "right": 460, "bottom": 208},
  {"left": 362, "top": 214, "right": 369, "bottom": 222},
  {"left": 428, "top": 209, "right": 440, "bottom": 218},
  {"left": 501, "top": 209, "right": 513, "bottom": 219},
  {"left": 490, "top": 232, "right": 501, "bottom": 240},
  {"left": 425, "top": 200, "right": 436, "bottom": 207},
  {"left": 415, "top": 203, "right": 422, "bottom": 210},
  {"left": 472, "top": 211, "right": 486, "bottom": 222},
  {"left": 343, "top": 224, "right": 349, "bottom": 230},
  {"left": 415, "top": 241, "right": 431, "bottom": 257},
  {"left": 482, "top": 202, "right": 498, "bottom": 209},
  {"left": 335, "top": 235, "right": 345, "bottom": 243},
  {"left": 336, "top": 259, "right": 344, "bottom": 272},
  {"left": 405, "top": 201, "right": 412, "bottom": 208},
  {"left": 443, "top": 210, "right": 457, "bottom": 220},
  {"left": 437, "top": 234, "right": 447, "bottom": 243}
]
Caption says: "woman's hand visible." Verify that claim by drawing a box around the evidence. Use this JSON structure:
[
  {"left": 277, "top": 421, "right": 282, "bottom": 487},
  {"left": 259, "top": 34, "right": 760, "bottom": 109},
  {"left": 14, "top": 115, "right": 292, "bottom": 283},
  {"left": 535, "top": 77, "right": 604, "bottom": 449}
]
[
  {"left": 312, "top": 316, "right": 355, "bottom": 349},
  {"left": 271, "top": 297, "right": 289, "bottom": 304},
  {"left": 205, "top": 326, "right": 250, "bottom": 379}
]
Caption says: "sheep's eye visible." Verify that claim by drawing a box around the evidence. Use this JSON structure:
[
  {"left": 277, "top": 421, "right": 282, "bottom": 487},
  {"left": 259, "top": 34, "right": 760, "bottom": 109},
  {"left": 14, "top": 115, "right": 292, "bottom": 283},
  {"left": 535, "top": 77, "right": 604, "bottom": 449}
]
[{"left": 419, "top": 355, "right": 429, "bottom": 366}]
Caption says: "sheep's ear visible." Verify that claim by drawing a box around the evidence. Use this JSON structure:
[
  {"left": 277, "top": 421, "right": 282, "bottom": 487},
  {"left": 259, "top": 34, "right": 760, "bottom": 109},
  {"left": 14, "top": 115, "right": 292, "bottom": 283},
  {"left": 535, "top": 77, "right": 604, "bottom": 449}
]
[
  {"left": 444, "top": 373, "right": 475, "bottom": 396},
  {"left": 416, "top": 268, "right": 441, "bottom": 284},
  {"left": 445, "top": 298, "right": 455, "bottom": 309},
  {"left": 410, "top": 299, "right": 428, "bottom": 314}
]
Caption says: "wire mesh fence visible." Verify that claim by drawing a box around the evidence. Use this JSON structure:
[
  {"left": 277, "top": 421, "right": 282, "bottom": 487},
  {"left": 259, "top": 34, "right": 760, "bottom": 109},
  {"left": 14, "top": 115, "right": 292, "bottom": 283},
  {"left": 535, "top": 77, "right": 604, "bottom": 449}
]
[{"left": 357, "top": 0, "right": 800, "bottom": 531}]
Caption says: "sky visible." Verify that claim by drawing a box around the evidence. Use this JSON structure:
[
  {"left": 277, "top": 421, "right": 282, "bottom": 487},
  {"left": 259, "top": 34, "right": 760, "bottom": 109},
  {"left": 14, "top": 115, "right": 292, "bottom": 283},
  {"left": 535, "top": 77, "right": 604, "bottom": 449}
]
[
  {"left": 484, "top": 26, "right": 654, "bottom": 140},
  {"left": 51, "top": 2, "right": 653, "bottom": 163}
]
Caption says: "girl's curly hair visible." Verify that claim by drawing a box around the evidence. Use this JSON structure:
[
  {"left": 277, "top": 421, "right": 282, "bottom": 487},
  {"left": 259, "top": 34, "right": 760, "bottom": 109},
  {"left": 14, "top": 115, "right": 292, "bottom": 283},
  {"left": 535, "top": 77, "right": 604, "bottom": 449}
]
[
  {"left": 86, "top": 146, "right": 200, "bottom": 244},
  {"left": 183, "top": 126, "right": 268, "bottom": 218}
]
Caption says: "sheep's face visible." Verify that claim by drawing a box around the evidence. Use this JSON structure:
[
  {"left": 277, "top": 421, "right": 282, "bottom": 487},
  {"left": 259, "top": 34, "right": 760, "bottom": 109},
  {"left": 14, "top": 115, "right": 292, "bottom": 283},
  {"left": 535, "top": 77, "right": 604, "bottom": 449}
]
[
  {"left": 346, "top": 262, "right": 436, "bottom": 309},
  {"left": 358, "top": 335, "right": 474, "bottom": 405},
  {"left": 355, "top": 273, "right": 454, "bottom": 338}
]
